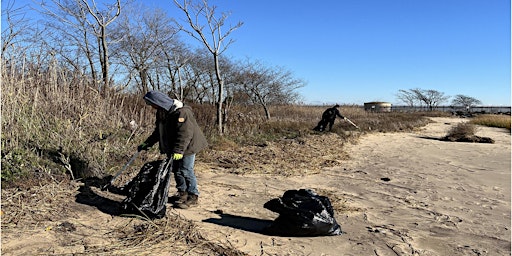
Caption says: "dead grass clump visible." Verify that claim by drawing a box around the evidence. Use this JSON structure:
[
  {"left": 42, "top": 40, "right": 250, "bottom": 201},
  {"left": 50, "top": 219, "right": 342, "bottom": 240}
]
[
  {"left": 1, "top": 179, "right": 78, "bottom": 233},
  {"left": 102, "top": 213, "right": 247, "bottom": 256},
  {"left": 441, "top": 122, "right": 494, "bottom": 143},
  {"left": 447, "top": 122, "right": 477, "bottom": 138}
]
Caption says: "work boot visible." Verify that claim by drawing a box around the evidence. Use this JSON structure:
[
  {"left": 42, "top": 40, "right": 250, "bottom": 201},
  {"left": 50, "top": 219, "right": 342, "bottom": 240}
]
[
  {"left": 169, "top": 191, "right": 188, "bottom": 204},
  {"left": 176, "top": 194, "right": 198, "bottom": 209}
]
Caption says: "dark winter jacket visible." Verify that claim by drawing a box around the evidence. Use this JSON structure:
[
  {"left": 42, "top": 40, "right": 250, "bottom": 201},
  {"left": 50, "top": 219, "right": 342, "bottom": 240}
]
[
  {"left": 143, "top": 91, "right": 208, "bottom": 157},
  {"left": 322, "top": 106, "right": 345, "bottom": 121}
]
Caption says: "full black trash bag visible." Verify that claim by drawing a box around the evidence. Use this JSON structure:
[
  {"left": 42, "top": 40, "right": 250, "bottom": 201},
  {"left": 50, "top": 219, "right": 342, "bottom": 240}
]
[
  {"left": 263, "top": 189, "right": 342, "bottom": 236},
  {"left": 121, "top": 159, "right": 173, "bottom": 219}
]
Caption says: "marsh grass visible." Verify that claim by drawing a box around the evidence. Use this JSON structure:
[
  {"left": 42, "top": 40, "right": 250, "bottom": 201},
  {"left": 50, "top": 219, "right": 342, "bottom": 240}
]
[{"left": 470, "top": 114, "right": 511, "bottom": 130}]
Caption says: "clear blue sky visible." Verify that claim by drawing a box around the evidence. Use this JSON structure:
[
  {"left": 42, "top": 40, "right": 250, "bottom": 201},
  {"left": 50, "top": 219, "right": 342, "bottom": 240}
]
[
  {"left": 5, "top": 0, "right": 511, "bottom": 106},
  {"left": 170, "top": 0, "right": 512, "bottom": 106}
]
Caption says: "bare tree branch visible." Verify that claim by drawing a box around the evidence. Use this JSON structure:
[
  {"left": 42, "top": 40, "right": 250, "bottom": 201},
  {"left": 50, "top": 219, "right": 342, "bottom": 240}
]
[{"left": 174, "top": 0, "right": 243, "bottom": 134}]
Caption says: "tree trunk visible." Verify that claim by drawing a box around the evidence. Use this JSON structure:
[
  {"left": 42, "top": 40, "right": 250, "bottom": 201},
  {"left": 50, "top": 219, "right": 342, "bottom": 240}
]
[
  {"left": 100, "top": 25, "right": 109, "bottom": 96},
  {"left": 214, "top": 54, "right": 224, "bottom": 135}
]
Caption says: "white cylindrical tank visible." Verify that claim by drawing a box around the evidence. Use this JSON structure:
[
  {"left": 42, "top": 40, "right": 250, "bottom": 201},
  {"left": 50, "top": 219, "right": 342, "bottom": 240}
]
[{"left": 364, "top": 102, "right": 392, "bottom": 112}]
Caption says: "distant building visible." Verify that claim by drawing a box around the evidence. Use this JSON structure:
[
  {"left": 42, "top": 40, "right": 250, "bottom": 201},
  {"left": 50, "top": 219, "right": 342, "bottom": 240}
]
[{"left": 364, "top": 102, "right": 392, "bottom": 112}]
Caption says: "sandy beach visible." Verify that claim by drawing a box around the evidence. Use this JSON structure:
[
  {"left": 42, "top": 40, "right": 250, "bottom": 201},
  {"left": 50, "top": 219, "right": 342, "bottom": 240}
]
[{"left": 178, "top": 117, "right": 511, "bottom": 255}]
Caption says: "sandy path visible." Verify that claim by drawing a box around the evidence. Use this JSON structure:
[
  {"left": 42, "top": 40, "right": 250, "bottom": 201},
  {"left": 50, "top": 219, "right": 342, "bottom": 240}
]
[{"left": 176, "top": 117, "right": 511, "bottom": 255}]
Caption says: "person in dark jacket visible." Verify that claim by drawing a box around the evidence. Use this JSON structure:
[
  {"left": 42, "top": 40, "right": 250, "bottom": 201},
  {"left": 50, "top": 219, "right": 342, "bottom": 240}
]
[
  {"left": 138, "top": 91, "right": 208, "bottom": 209},
  {"left": 313, "top": 104, "right": 346, "bottom": 132}
]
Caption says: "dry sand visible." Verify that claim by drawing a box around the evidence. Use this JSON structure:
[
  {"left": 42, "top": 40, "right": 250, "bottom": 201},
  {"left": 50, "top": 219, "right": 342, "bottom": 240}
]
[
  {"left": 2, "top": 117, "right": 510, "bottom": 255},
  {"left": 179, "top": 117, "right": 511, "bottom": 255}
]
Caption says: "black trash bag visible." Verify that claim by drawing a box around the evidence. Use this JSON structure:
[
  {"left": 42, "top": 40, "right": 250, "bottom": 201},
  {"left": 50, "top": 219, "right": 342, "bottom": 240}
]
[
  {"left": 121, "top": 159, "right": 173, "bottom": 219},
  {"left": 263, "top": 189, "right": 342, "bottom": 236}
]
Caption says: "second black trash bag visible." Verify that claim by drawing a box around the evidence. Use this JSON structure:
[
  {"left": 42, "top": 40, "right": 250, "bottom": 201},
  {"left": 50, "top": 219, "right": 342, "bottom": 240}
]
[
  {"left": 263, "top": 189, "right": 343, "bottom": 236},
  {"left": 121, "top": 159, "right": 173, "bottom": 219}
]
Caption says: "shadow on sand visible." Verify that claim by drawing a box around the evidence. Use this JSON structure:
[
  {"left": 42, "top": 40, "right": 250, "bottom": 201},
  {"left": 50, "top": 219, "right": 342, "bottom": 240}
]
[
  {"left": 74, "top": 176, "right": 125, "bottom": 216},
  {"left": 416, "top": 135, "right": 495, "bottom": 143},
  {"left": 416, "top": 135, "right": 442, "bottom": 141},
  {"left": 203, "top": 212, "right": 273, "bottom": 234}
]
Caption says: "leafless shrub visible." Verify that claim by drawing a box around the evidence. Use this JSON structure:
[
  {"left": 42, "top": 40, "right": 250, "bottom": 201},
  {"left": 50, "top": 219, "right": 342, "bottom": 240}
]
[
  {"left": 442, "top": 122, "right": 494, "bottom": 143},
  {"left": 446, "top": 122, "right": 477, "bottom": 139}
]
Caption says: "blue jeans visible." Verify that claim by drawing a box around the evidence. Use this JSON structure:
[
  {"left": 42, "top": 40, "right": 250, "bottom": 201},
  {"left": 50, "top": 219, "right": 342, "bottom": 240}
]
[{"left": 171, "top": 154, "right": 199, "bottom": 196}]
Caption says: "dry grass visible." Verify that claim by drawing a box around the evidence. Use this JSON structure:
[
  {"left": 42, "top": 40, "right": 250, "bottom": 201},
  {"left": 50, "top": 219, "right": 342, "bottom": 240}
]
[
  {"left": 446, "top": 122, "right": 477, "bottom": 139},
  {"left": 200, "top": 133, "right": 352, "bottom": 176},
  {"left": 441, "top": 121, "right": 495, "bottom": 143},
  {"left": 97, "top": 213, "right": 247, "bottom": 255},
  {"left": 0, "top": 177, "right": 247, "bottom": 255},
  {"left": 471, "top": 114, "right": 511, "bottom": 130},
  {"left": 1, "top": 58, "right": 155, "bottom": 181},
  {"left": 195, "top": 106, "right": 435, "bottom": 176}
]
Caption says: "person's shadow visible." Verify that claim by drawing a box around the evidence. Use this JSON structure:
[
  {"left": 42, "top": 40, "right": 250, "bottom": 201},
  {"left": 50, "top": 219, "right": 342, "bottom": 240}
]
[
  {"left": 203, "top": 212, "right": 274, "bottom": 234},
  {"left": 74, "top": 176, "right": 124, "bottom": 216}
]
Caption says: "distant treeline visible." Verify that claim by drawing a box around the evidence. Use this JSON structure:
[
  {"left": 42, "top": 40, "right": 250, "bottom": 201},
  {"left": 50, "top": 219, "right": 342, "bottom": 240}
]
[{"left": 390, "top": 106, "right": 511, "bottom": 114}]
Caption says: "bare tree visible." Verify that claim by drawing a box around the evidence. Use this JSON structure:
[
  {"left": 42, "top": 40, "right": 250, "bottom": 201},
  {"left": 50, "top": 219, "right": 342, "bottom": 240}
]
[
  {"left": 80, "top": 0, "right": 121, "bottom": 96},
  {"left": 113, "top": 4, "right": 180, "bottom": 94},
  {"left": 452, "top": 94, "right": 482, "bottom": 108},
  {"left": 39, "top": 0, "right": 121, "bottom": 96},
  {"left": 185, "top": 48, "right": 217, "bottom": 103},
  {"left": 158, "top": 39, "right": 192, "bottom": 100},
  {"left": 40, "top": 0, "right": 96, "bottom": 81},
  {"left": 396, "top": 89, "right": 417, "bottom": 107},
  {"left": 174, "top": 0, "right": 243, "bottom": 135},
  {"left": 411, "top": 88, "right": 450, "bottom": 111},
  {"left": 1, "top": 0, "right": 33, "bottom": 58},
  {"left": 233, "top": 60, "right": 304, "bottom": 119}
]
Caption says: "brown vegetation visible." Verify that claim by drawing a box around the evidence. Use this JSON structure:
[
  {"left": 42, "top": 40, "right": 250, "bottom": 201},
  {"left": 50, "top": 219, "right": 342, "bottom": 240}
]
[
  {"left": 441, "top": 122, "right": 495, "bottom": 143},
  {"left": 470, "top": 114, "right": 511, "bottom": 130}
]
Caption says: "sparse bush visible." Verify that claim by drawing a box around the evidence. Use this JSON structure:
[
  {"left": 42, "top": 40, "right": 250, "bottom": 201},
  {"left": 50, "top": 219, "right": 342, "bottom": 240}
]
[
  {"left": 446, "top": 122, "right": 477, "bottom": 139},
  {"left": 442, "top": 121, "right": 494, "bottom": 143}
]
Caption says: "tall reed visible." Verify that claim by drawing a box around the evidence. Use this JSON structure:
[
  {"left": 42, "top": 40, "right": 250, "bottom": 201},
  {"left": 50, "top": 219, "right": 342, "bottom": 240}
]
[{"left": 1, "top": 56, "right": 152, "bottom": 180}]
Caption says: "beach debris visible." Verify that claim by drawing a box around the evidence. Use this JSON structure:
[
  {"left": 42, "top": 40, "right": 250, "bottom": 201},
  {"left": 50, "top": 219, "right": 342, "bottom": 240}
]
[{"left": 263, "top": 189, "right": 342, "bottom": 236}]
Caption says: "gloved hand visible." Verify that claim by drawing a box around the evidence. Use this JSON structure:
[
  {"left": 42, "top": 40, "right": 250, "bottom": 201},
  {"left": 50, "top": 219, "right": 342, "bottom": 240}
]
[
  {"left": 137, "top": 142, "right": 149, "bottom": 152},
  {"left": 172, "top": 153, "right": 183, "bottom": 160}
]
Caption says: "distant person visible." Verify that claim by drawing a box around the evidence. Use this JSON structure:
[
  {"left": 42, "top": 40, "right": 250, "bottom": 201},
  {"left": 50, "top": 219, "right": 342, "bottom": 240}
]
[
  {"left": 313, "top": 104, "right": 346, "bottom": 132},
  {"left": 138, "top": 91, "right": 208, "bottom": 209}
]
